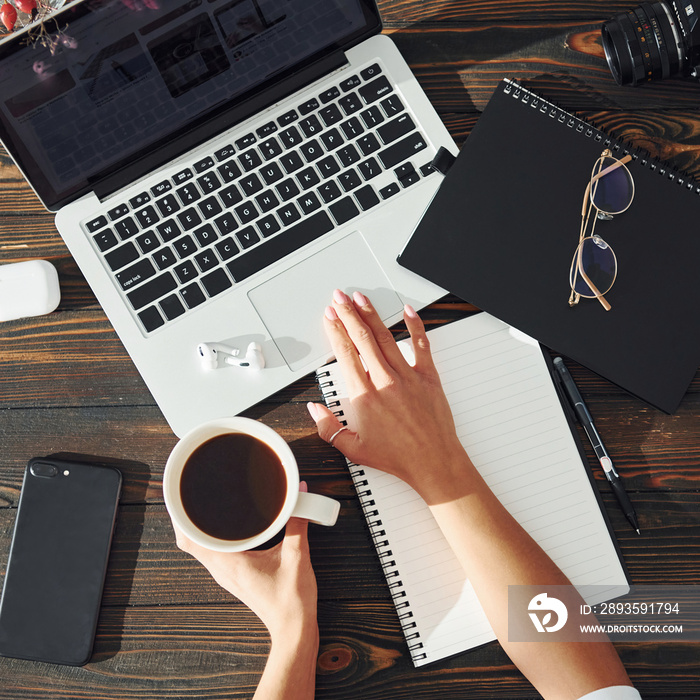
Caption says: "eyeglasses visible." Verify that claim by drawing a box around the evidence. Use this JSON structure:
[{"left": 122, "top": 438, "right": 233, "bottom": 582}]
[{"left": 568, "top": 149, "right": 634, "bottom": 311}]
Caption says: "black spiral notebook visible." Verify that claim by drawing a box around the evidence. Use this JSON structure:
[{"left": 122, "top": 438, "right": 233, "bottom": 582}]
[
  {"left": 316, "top": 313, "right": 629, "bottom": 666},
  {"left": 398, "top": 78, "right": 700, "bottom": 413}
]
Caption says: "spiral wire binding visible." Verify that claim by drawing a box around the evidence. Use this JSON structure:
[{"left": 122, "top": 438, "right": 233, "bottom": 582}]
[
  {"left": 502, "top": 78, "right": 695, "bottom": 192},
  {"left": 314, "top": 367, "right": 426, "bottom": 661}
]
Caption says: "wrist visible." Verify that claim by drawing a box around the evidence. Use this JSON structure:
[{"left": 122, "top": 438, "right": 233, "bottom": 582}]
[{"left": 412, "top": 447, "right": 480, "bottom": 506}]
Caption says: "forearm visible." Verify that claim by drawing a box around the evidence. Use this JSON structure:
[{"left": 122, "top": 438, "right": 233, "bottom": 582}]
[
  {"left": 254, "top": 620, "right": 319, "bottom": 700},
  {"left": 425, "top": 454, "right": 632, "bottom": 700}
]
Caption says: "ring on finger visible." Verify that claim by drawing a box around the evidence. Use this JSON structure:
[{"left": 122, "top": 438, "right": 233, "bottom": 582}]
[{"left": 328, "top": 426, "right": 349, "bottom": 447}]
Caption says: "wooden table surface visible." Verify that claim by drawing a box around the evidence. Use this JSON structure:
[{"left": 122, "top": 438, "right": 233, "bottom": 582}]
[{"left": 1, "top": 1, "right": 700, "bottom": 698}]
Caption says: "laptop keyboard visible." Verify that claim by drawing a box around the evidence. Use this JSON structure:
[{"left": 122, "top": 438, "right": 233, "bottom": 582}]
[{"left": 84, "top": 63, "right": 434, "bottom": 334}]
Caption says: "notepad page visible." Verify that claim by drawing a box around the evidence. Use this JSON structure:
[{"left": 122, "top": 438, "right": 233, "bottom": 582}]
[{"left": 319, "top": 313, "right": 628, "bottom": 666}]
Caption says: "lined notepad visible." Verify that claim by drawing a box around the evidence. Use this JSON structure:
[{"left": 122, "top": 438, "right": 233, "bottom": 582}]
[{"left": 316, "top": 313, "right": 629, "bottom": 666}]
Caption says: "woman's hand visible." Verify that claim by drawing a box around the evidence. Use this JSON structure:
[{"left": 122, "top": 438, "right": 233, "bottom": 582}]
[{"left": 307, "top": 290, "right": 470, "bottom": 503}]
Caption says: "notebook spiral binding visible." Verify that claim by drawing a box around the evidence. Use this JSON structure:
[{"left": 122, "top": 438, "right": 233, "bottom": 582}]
[
  {"left": 314, "top": 368, "right": 427, "bottom": 662},
  {"left": 502, "top": 78, "right": 696, "bottom": 193}
]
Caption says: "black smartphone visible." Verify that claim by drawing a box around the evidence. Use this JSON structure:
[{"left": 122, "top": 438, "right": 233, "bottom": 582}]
[{"left": 0, "top": 457, "right": 122, "bottom": 665}]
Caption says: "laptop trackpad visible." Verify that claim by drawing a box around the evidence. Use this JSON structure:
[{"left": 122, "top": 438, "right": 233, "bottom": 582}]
[{"left": 248, "top": 232, "right": 403, "bottom": 371}]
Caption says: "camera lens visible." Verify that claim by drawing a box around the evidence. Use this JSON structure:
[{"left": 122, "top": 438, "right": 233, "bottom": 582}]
[{"left": 602, "top": 2, "right": 685, "bottom": 85}]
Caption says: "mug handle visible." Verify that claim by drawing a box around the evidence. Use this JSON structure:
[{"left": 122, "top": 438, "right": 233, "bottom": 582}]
[{"left": 291, "top": 491, "right": 340, "bottom": 526}]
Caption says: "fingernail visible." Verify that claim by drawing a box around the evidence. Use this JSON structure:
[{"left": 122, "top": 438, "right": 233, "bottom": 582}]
[
  {"left": 404, "top": 304, "right": 418, "bottom": 318},
  {"left": 306, "top": 401, "right": 319, "bottom": 421},
  {"left": 353, "top": 290, "right": 368, "bottom": 307},
  {"left": 333, "top": 288, "right": 349, "bottom": 305},
  {"left": 325, "top": 305, "right": 338, "bottom": 321},
  {"left": 299, "top": 481, "right": 308, "bottom": 493}
]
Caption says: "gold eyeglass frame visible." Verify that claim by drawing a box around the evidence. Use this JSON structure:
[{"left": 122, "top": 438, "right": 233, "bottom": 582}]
[{"left": 569, "top": 149, "right": 634, "bottom": 311}]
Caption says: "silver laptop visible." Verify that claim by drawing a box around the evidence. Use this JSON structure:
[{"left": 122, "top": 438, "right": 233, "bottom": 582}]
[{"left": 0, "top": 0, "right": 455, "bottom": 437}]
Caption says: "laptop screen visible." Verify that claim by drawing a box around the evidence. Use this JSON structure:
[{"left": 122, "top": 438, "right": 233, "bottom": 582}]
[{"left": 0, "top": 0, "right": 380, "bottom": 211}]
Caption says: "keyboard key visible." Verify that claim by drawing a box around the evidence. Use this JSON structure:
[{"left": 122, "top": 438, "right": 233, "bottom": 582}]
[
  {"left": 127, "top": 271, "right": 177, "bottom": 310},
  {"left": 378, "top": 132, "right": 427, "bottom": 169},
  {"left": 116, "top": 258, "right": 156, "bottom": 290},
  {"left": 256, "top": 190, "right": 280, "bottom": 212},
  {"left": 93, "top": 229, "right": 118, "bottom": 252},
  {"left": 195, "top": 249, "right": 218, "bottom": 272},
  {"left": 277, "top": 202, "right": 301, "bottom": 226},
  {"left": 379, "top": 182, "right": 400, "bottom": 199},
  {"left": 105, "top": 241, "right": 139, "bottom": 271},
  {"left": 194, "top": 223, "right": 218, "bottom": 247},
  {"left": 317, "top": 155, "right": 340, "bottom": 178},
  {"left": 360, "top": 105, "right": 384, "bottom": 128},
  {"left": 172, "top": 169, "right": 193, "bottom": 185},
  {"left": 319, "top": 86, "right": 340, "bottom": 103},
  {"left": 226, "top": 211, "right": 334, "bottom": 282},
  {"left": 108, "top": 203, "right": 129, "bottom": 220},
  {"left": 156, "top": 193, "right": 181, "bottom": 217},
  {"left": 338, "top": 169, "right": 362, "bottom": 192},
  {"left": 235, "top": 202, "right": 259, "bottom": 224},
  {"left": 152, "top": 180, "right": 173, "bottom": 197},
  {"left": 337, "top": 143, "right": 361, "bottom": 167},
  {"left": 115, "top": 216, "right": 139, "bottom": 240},
  {"left": 197, "top": 172, "right": 221, "bottom": 193},
  {"left": 276, "top": 178, "right": 300, "bottom": 201},
  {"left": 278, "top": 109, "right": 298, "bottom": 126},
  {"left": 355, "top": 184, "right": 380, "bottom": 210},
  {"left": 174, "top": 260, "right": 198, "bottom": 283},
  {"left": 135, "top": 205, "right": 159, "bottom": 229},
  {"left": 339, "top": 93, "right": 363, "bottom": 115},
  {"left": 319, "top": 104, "right": 342, "bottom": 126},
  {"left": 214, "top": 145, "right": 235, "bottom": 161},
  {"left": 173, "top": 235, "right": 197, "bottom": 258},
  {"left": 201, "top": 268, "right": 233, "bottom": 297},
  {"left": 420, "top": 161, "right": 436, "bottom": 177},
  {"left": 215, "top": 236, "right": 239, "bottom": 260},
  {"left": 279, "top": 126, "right": 303, "bottom": 149},
  {"left": 297, "top": 191, "right": 322, "bottom": 215},
  {"left": 298, "top": 98, "right": 319, "bottom": 115},
  {"left": 318, "top": 181, "right": 342, "bottom": 203},
  {"left": 299, "top": 115, "right": 323, "bottom": 138},
  {"left": 219, "top": 184, "right": 243, "bottom": 208},
  {"left": 198, "top": 196, "right": 223, "bottom": 219},
  {"left": 257, "top": 214, "right": 281, "bottom": 237},
  {"left": 236, "top": 226, "right": 260, "bottom": 249},
  {"left": 138, "top": 306, "right": 165, "bottom": 332},
  {"left": 129, "top": 191, "right": 151, "bottom": 208},
  {"left": 180, "top": 282, "right": 206, "bottom": 309},
  {"left": 320, "top": 127, "right": 344, "bottom": 151},
  {"left": 177, "top": 183, "right": 201, "bottom": 205},
  {"left": 358, "top": 157, "right": 381, "bottom": 181},
  {"left": 136, "top": 230, "right": 160, "bottom": 253},
  {"left": 329, "top": 196, "right": 360, "bottom": 225},
  {"left": 378, "top": 113, "right": 416, "bottom": 145},
  {"left": 218, "top": 160, "right": 242, "bottom": 183},
  {"left": 177, "top": 208, "right": 203, "bottom": 231},
  {"left": 259, "top": 138, "right": 282, "bottom": 160},
  {"left": 240, "top": 173, "right": 263, "bottom": 197},
  {"left": 153, "top": 247, "right": 177, "bottom": 270},
  {"left": 360, "top": 63, "right": 382, "bottom": 80},
  {"left": 239, "top": 149, "right": 262, "bottom": 171},
  {"left": 357, "top": 133, "right": 381, "bottom": 156},
  {"left": 235, "top": 133, "right": 256, "bottom": 149},
  {"left": 194, "top": 156, "right": 214, "bottom": 173},
  {"left": 359, "top": 76, "right": 392, "bottom": 104},
  {"left": 400, "top": 170, "right": 420, "bottom": 187},
  {"left": 395, "top": 163, "right": 416, "bottom": 180},
  {"left": 296, "top": 167, "right": 320, "bottom": 190},
  {"left": 86, "top": 215, "right": 108, "bottom": 233},
  {"left": 381, "top": 94, "right": 405, "bottom": 117},
  {"left": 340, "top": 75, "right": 361, "bottom": 91},
  {"left": 260, "top": 162, "right": 284, "bottom": 185},
  {"left": 300, "top": 140, "right": 323, "bottom": 162},
  {"left": 159, "top": 294, "right": 186, "bottom": 320},
  {"left": 256, "top": 121, "right": 277, "bottom": 138},
  {"left": 340, "top": 117, "right": 364, "bottom": 140},
  {"left": 214, "top": 212, "right": 238, "bottom": 235},
  {"left": 157, "top": 219, "right": 181, "bottom": 242}
]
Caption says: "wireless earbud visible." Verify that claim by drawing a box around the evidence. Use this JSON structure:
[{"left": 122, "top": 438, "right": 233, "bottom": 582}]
[{"left": 197, "top": 342, "right": 265, "bottom": 371}]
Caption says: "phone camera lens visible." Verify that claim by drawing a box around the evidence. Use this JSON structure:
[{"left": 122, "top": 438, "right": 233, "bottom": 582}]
[{"left": 30, "top": 462, "right": 59, "bottom": 478}]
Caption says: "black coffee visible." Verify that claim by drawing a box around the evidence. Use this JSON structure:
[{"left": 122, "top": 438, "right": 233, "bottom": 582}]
[{"left": 180, "top": 433, "right": 287, "bottom": 540}]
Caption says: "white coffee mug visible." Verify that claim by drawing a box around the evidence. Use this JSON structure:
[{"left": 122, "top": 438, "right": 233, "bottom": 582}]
[{"left": 163, "top": 417, "right": 340, "bottom": 552}]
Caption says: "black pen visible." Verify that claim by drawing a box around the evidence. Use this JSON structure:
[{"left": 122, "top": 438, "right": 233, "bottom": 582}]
[{"left": 553, "top": 357, "right": 640, "bottom": 535}]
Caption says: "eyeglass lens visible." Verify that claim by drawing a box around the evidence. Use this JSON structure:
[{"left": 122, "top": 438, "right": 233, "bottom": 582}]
[
  {"left": 570, "top": 236, "right": 617, "bottom": 297},
  {"left": 590, "top": 156, "right": 634, "bottom": 214}
]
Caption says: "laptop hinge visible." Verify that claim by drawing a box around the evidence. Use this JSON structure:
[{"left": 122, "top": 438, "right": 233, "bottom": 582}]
[{"left": 92, "top": 50, "right": 348, "bottom": 203}]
